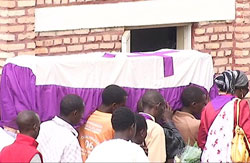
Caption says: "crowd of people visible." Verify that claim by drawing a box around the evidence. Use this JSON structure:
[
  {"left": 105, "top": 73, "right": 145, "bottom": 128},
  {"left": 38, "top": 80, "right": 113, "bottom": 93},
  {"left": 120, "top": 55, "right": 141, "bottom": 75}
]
[{"left": 0, "top": 70, "right": 250, "bottom": 163}]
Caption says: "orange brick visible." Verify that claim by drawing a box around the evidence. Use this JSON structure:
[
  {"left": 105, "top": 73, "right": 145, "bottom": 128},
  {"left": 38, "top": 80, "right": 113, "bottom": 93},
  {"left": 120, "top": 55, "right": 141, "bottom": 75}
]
[
  {"left": 67, "top": 45, "right": 83, "bottom": 52},
  {"left": 214, "top": 26, "right": 227, "bottom": 33},
  {"left": 73, "top": 29, "right": 89, "bottom": 35},
  {"left": 27, "top": 42, "right": 36, "bottom": 49},
  {"left": 8, "top": 10, "right": 25, "bottom": 17},
  {"left": 235, "top": 50, "right": 249, "bottom": 56},
  {"left": 0, "top": 34, "right": 15, "bottom": 41},
  {"left": 54, "top": 39, "right": 62, "bottom": 45},
  {"left": 63, "top": 38, "right": 71, "bottom": 44},
  {"left": 194, "top": 36, "right": 209, "bottom": 43},
  {"left": 0, "top": 18, "right": 16, "bottom": 24},
  {"left": 228, "top": 26, "right": 234, "bottom": 32},
  {"left": 44, "top": 40, "right": 54, "bottom": 46},
  {"left": 206, "top": 27, "right": 213, "bottom": 33},
  {"left": 235, "top": 26, "right": 250, "bottom": 32},
  {"left": 210, "top": 51, "right": 217, "bottom": 57},
  {"left": 95, "top": 36, "right": 102, "bottom": 41},
  {"left": 235, "top": 33, "right": 249, "bottom": 40},
  {"left": 115, "top": 42, "right": 122, "bottom": 49},
  {"left": 100, "top": 43, "right": 115, "bottom": 49},
  {"left": 0, "top": 26, "right": 8, "bottom": 32},
  {"left": 45, "top": 0, "right": 52, "bottom": 4},
  {"left": 103, "top": 35, "right": 111, "bottom": 41},
  {"left": 235, "top": 58, "right": 250, "bottom": 64},
  {"left": 8, "top": 25, "right": 25, "bottom": 32},
  {"left": 0, "top": 43, "right": 25, "bottom": 51},
  {"left": 26, "top": 24, "right": 35, "bottom": 32},
  {"left": 56, "top": 31, "right": 73, "bottom": 36},
  {"left": 35, "top": 40, "right": 43, "bottom": 47},
  {"left": 39, "top": 32, "right": 56, "bottom": 37},
  {"left": 221, "top": 42, "right": 233, "bottom": 48},
  {"left": 214, "top": 58, "right": 228, "bottom": 66},
  {"left": 18, "top": 32, "right": 35, "bottom": 40},
  {"left": 35, "top": 48, "right": 48, "bottom": 54},
  {"left": 17, "top": 16, "right": 35, "bottom": 24},
  {"left": 69, "top": 0, "right": 76, "bottom": 2},
  {"left": 27, "top": 8, "right": 35, "bottom": 15},
  {"left": 84, "top": 44, "right": 99, "bottom": 50},
  {"left": 218, "top": 34, "right": 225, "bottom": 41},
  {"left": 0, "top": 1, "right": 15, "bottom": 8},
  {"left": 50, "top": 47, "right": 66, "bottom": 53},
  {"left": 18, "top": 50, "right": 35, "bottom": 56},
  {"left": 18, "top": 1, "right": 35, "bottom": 7},
  {"left": 80, "top": 37, "right": 86, "bottom": 43},
  {"left": 71, "top": 37, "right": 79, "bottom": 44},
  {"left": 194, "top": 28, "right": 205, "bottom": 35},
  {"left": 226, "top": 33, "right": 233, "bottom": 40},
  {"left": 236, "top": 42, "right": 250, "bottom": 49},
  {"left": 54, "top": 0, "right": 61, "bottom": 4},
  {"left": 87, "top": 36, "right": 95, "bottom": 42},
  {"left": 213, "top": 67, "right": 218, "bottom": 74},
  {"left": 37, "top": 0, "right": 44, "bottom": 5},
  {"left": 0, "top": 60, "right": 6, "bottom": 67},
  {"left": 211, "top": 35, "right": 218, "bottom": 41},
  {"left": 234, "top": 66, "right": 249, "bottom": 72},
  {"left": 217, "top": 51, "right": 225, "bottom": 57},
  {"left": 205, "top": 43, "right": 220, "bottom": 50},
  {"left": 229, "top": 58, "right": 232, "bottom": 64},
  {"left": 61, "top": 0, "right": 68, "bottom": 4},
  {"left": 193, "top": 44, "right": 204, "bottom": 50},
  {"left": 218, "top": 66, "right": 226, "bottom": 73},
  {"left": 0, "top": 52, "right": 15, "bottom": 58},
  {"left": 225, "top": 50, "right": 231, "bottom": 56}
]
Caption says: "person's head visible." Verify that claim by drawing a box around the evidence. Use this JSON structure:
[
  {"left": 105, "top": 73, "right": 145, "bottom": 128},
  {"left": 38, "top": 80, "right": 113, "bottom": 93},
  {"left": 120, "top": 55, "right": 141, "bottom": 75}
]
[
  {"left": 132, "top": 113, "right": 147, "bottom": 145},
  {"left": 111, "top": 107, "right": 136, "bottom": 141},
  {"left": 141, "top": 90, "right": 166, "bottom": 121},
  {"left": 16, "top": 110, "right": 41, "bottom": 139},
  {"left": 181, "top": 86, "right": 207, "bottom": 116},
  {"left": 60, "top": 94, "right": 85, "bottom": 126},
  {"left": 215, "top": 70, "right": 249, "bottom": 99},
  {"left": 102, "top": 85, "right": 127, "bottom": 113}
]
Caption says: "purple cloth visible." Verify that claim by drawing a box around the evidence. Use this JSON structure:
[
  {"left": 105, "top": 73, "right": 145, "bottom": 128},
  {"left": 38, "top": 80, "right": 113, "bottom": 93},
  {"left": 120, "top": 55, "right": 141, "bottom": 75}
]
[
  {"left": 211, "top": 95, "right": 235, "bottom": 111},
  {"left": 0, "top": 63, "right": 218, "bottom": 129},
  {"left": 103, "top": 53, "right": 116, "bottom": 58},
  {"left": 139, "top": 112, "right": 153, "bottom": 121}
]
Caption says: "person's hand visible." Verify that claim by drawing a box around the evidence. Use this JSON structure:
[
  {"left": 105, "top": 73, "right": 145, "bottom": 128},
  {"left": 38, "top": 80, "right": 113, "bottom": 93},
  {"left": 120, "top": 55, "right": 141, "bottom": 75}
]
[{"left": 162, "top": 102, "right": 173, "bottom": 123}]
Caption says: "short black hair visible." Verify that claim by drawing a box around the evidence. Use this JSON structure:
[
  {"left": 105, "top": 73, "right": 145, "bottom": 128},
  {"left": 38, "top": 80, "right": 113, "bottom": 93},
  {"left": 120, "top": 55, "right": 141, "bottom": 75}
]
[
  {"left": 135, "top": 113, "right": 147, "bottom": 133},
  {"left": 181, "top": 86, "right": 205, "bottom": 107},
  {"left": 16, "top": 110, "right": 40, "bottom": 133},
  {"left": 102, "top": 85, "right": 127, "bottom": 106},
  {"left": 142, "top": 90, "right": 165, "bottom": 109},
  {"left": 111, "top": 107, "right": 135, "bottom": 132},
  {"left": 60, "top": 94, "right": 84, "bottom": 116}
]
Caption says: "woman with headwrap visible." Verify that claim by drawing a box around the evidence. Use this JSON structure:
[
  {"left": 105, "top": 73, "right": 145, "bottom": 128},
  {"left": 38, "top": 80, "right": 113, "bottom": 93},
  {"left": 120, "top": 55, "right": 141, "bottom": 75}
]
[{"left": 198, "top": 70, "right": 250, "bottom": 162}]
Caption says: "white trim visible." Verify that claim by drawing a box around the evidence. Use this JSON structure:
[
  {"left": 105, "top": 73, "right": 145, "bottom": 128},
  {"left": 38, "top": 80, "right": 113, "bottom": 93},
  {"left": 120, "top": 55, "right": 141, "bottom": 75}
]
[
  {"left": 122, "top": 31, "right": 130, "bottom": 53},
  {"left": 35, "top": 0, "right": 235, "bottom": 32}
]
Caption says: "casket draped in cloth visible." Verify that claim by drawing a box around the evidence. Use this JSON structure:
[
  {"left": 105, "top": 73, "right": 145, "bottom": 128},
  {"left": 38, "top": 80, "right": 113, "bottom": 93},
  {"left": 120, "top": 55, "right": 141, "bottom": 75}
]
[{"left": 0, "top": 49, "right": 218, "bottom": 128}]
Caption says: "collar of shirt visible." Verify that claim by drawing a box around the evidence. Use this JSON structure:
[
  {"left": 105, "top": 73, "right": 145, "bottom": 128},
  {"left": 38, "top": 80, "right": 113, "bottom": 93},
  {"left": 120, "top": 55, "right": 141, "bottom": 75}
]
[
  {"left": 52, "top": 116, "right": 78, "bottom": 137},
  {"left": 139, "top": 112, "right": 155, "bottom": 122},
  {"left": 16, "top": 133, "right": 39, "bottom": 147}
]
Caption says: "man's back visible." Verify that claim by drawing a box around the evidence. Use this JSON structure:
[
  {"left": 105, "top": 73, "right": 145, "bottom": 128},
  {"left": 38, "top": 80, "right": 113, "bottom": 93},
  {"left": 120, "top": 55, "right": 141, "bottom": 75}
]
[
  {"left": 37, "top": 116, "right": 82, "bottom": 162},
  {"left": 145, "top": 118, "right": 166, "bottom": 162},
  {"left": 78, "top": 110, "right": 114, "bottom": 161},
  {"left": 86, "top": 139, "right": 149, "bottom": 162},
  {"left": 173, "top": 111, "right": 200, "bottom": 145}
]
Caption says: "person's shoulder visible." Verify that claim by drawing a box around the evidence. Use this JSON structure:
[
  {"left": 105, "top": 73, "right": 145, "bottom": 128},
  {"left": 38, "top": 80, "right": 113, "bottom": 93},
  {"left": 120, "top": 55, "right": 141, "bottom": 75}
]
[{"left": 147, "top": 120, "right": 164, "bottom": 133}]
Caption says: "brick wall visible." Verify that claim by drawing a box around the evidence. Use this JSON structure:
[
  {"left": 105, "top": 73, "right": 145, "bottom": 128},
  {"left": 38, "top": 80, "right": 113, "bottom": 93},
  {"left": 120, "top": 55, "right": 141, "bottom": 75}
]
[{"left": 192, "top": 0, "right": 250, "bottom": 80}]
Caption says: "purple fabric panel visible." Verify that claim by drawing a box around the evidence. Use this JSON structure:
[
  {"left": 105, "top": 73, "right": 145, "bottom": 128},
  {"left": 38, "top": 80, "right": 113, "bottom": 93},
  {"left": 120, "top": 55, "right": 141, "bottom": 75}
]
[
  {"left": 133, "top": 50, "right": 178, "bottom": 56},
  {"left": 0, "top": 63, "right": 37, "bottom": 129},
  {"left": 0, "top": 63, "right": 218, "bottom": 128},
  {"left": 103, "top": 53, "right": 116, "bottom": 58},
  {"left": 163, "top": 56, "right": 174, "bottom": 77},
  {"left": 211, "top": 95, "right": 235, "bottom": 111},
  {"left": 139, "top": 112, "right": 153, "bottom": 121}
]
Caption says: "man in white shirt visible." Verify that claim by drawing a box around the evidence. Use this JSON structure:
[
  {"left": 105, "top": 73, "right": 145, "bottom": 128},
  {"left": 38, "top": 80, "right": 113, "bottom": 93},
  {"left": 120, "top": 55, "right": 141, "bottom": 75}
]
[
  {"left": 37, "top": 94, "right": 84, "bottom": 162},
  {"left": 86, "top": 107, "right": 149, "bottom": 162}
]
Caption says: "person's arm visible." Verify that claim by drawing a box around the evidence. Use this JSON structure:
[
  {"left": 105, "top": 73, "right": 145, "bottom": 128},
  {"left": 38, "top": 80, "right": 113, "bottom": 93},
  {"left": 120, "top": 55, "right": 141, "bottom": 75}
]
[
  {"left": 235, "top": 100, "right": 250, "bottom": 143},
  {"left": 146, "top": 122, "right": 166, "bottom": 162},
  {"left": 161, "top": 121, "right": 185, "bottom": 159},
  {"left": 198, "top": 109, "right": 208, "bottom": 150}
]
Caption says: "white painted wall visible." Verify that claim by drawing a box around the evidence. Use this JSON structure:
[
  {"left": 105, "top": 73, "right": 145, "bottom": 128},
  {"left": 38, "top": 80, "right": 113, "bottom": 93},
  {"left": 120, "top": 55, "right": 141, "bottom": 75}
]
[{"left": 35, "top": 0, "right": 235, "bottom": 32}]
